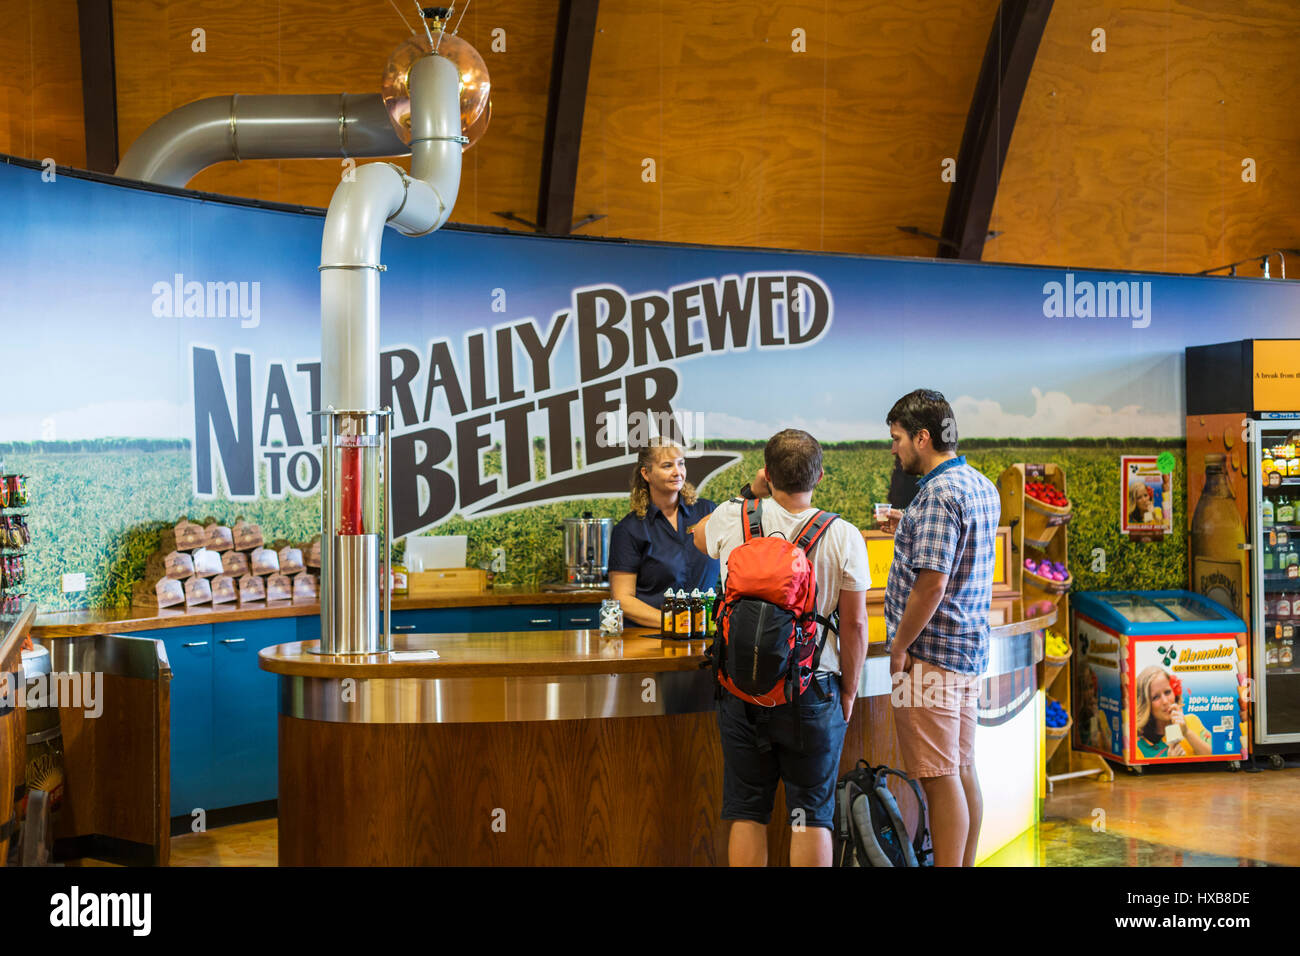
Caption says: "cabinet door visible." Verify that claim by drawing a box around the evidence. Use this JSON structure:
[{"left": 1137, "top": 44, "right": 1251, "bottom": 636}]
[
  {"left": 476, "top": 606, "right": 560, "bottom": 631},
  {"left": 160, "top": 625, "right": 214, "bottom": 818},
  {"left": 210, "top": 619, "right": 285, "bottom": 809},
  {"left": 560, "top": 605, "right": 600, "bottom": 629},
  {"left": 392, "top": 608, "right": 474, "bottom": 636}
]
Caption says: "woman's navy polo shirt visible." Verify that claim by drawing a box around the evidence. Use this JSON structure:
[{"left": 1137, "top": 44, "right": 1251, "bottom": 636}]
[{"left": 608, "top": 498, "right": 720, "bottom": 608}]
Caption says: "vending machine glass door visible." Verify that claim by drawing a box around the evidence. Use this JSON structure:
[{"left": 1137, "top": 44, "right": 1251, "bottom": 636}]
[{"left": 1252, "top": 418, "right": 1300, "bottom": 742}]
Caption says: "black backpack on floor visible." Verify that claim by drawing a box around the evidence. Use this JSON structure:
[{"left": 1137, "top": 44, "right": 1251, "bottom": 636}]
[{"left": 833, "top": 760, "right": 933, "bottom": 867}]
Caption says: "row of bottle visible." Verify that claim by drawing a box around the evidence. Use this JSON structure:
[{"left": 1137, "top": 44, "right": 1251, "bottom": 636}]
[
  {"left": 1260, "top": 498, "right": 1296, "bottom": 527},
  {"left": 660, "top": 587, "right": 716, "bottom": 640},
  {"left": 1263, "top": 540, "right": 1300, "bottom": 576},
  {"left": 1267, "top": 593, "right": 1296, "bottom": 668}
]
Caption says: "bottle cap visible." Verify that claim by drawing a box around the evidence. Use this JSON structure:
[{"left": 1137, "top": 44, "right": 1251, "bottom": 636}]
[
  {"left": 705, "top": 587, "right": 716, "bottom": 597},
  {"left": 690, "top": 588, "right": 701, "bottom": 598},
  {"left": 664, "top": 588, "right": 675, "bottom": 598},
  {"left": 676, "top": 589, "right": 687, "bottom": 598}
]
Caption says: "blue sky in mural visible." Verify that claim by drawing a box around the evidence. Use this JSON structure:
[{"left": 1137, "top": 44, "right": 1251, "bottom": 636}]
[{"left": 3, "top": 159, "right": 1299, "bottom": 444}]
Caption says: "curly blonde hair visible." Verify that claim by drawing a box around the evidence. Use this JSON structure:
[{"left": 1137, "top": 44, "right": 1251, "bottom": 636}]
[{"left": 630, "top": 439, "right": 698, "bottom": 517}]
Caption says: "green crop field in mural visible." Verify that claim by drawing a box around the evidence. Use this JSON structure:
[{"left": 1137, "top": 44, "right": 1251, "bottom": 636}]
[{"left": 5, "top": 439, "right": 1186, "bottom": 611}]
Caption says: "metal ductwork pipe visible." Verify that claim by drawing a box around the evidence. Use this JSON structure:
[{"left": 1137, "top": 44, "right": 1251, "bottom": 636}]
[
  {"left": 317, "top": 53, "right": 463, "bottom": 656},
  {"left": 115, "top": 93, "right": 408, "bottom": 188}
]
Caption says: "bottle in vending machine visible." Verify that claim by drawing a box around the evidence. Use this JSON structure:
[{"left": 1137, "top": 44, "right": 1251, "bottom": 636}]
[
  {"left": 1278, "top": 497, "right": 1296, "bottom": 525},
  {"left": 1262, "top": 498, "right": 1275, "bottom": 527}
]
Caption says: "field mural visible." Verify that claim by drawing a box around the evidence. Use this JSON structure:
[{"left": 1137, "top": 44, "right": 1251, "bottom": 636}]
[{"left": 2, "top": 157, "right": 1293, "bottom": 610}]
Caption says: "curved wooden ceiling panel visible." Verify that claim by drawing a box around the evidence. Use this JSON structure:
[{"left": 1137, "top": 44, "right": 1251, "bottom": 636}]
[
  {"left": 989, "top": 0, "right": 1300, "bottom": 274},
  {"left": 7, "top": 0, "right": 1300, "bottom": 278}
]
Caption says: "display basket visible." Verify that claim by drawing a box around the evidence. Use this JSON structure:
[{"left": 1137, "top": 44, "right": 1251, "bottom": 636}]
[
  {"left": 1023, "top": 495, "right": 1073, "bottom": 549},
  {"left": 1023, "top": 565, "right": 1073, "bottom": 605}
]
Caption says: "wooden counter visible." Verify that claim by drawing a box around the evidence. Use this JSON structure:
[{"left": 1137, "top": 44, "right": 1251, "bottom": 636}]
[
  {"left": 262, "top": 612, "right": 1052, "bottom": 866},
  {"left": 31, "top": 589, "right": 610, "bottom": 638},
  {"left": 0, "top": 603, "right": 35, "bottom": 865}
]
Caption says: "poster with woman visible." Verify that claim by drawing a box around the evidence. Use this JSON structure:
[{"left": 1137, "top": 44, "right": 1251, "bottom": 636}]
[{"left": 1121, "top": 455, "right": 1174, "bottom": 540}]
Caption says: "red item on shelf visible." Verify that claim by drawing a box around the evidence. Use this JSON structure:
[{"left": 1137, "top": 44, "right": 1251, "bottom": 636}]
[{"left": 338, "top": 446, "right": 366, "bottom": 535}]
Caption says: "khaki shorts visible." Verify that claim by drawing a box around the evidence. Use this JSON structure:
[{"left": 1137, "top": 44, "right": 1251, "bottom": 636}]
[{"left": 892, "top": 655, "right": 979, "bottom": 778}]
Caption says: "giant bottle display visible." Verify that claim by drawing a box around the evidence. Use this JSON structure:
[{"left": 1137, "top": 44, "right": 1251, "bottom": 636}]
[{"left": 1190, "top": 453, "right": 1247, "bottom": 617}]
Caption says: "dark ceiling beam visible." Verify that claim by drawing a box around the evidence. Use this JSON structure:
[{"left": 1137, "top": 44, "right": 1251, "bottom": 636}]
[
  {"left": 76, "top": 0, "right": 120, "bottom": 173},
  {"left": 536, "top": 0, "right": 599, "bottom": 235},
  {"left": 938, "top": 0, "right": 1053, "bottom": 260}
]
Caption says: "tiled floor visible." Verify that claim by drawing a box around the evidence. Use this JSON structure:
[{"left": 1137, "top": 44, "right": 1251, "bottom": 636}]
[{"left": 146, "top": 763, "right": 1299, "bottom": 866}]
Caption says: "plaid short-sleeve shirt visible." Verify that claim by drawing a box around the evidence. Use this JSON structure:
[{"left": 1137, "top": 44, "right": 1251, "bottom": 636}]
[{"left": 883, "top": 456, "right": 1001, "bottom": 675}]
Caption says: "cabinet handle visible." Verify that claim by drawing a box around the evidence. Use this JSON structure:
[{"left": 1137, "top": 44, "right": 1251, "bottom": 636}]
[
  {"left": 529, "top": 618, "right": 553, "bottom": 625},
  {"left": 220, "top": 638, "right": 246, "bottom": 644},
  {"left": 393, "top": 624, "right": 417, "bottom": 631},
  {"left": 182, "top": 641, "right": 209, "bottom": 648},
  {"left": 569, "top": 617, "right": 594, "bottom": 624}
]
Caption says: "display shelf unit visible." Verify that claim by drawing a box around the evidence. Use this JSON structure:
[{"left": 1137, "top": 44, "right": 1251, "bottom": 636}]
[
  {"left": 0, "top": 470, "right": 30, "bottom": 615},
  {"left": 997, "top": 462, "right": 1113, "bottom": 792}
]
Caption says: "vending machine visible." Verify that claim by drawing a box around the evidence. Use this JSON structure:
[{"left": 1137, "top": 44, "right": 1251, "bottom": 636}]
[{"left": 1186, "top": 340, "right": 1300, "bottom": 762}]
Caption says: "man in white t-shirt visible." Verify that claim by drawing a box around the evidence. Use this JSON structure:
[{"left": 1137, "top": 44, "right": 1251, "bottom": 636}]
[{"left": 692, "top": 429, "right": 869, "bottom": 867}]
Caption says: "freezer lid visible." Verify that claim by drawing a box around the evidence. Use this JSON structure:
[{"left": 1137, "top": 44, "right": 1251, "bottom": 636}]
[{"left": 1071, "top": 590, "right": 1247, "bottom": 635}]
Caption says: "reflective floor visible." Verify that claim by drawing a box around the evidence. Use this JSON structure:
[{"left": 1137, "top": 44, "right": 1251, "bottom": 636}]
[{"left": 113, "top": 762, "right": 1300, "bottom": 866}]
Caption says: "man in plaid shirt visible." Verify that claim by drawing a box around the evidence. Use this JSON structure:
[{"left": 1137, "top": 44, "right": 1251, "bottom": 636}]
[{"left": 880, "top": 389, "right": 1000, "bottom": 867}]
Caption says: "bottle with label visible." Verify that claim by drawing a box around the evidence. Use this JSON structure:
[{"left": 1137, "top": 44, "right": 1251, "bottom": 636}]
[
  {"left": 661, "top": 589, "right": 675, "bottom": 638},
  {"left": 1289, "top": 547, "right": 1300, "bottom": 579},
  {"left": 703, "top": 587, "right": 717, "bottom": 638},
  {"left": 1191, "top": 454, "right": 1246, "bottom": 616},
  {"left": 1262, "top": 498, "right": 1275, "bottom": 527},
  {"left": 1278, "top": 593, "right": 1292, "bottom": 618},
  {"left": 674, "top": 589, "right": 691, "bottom": 637},
  {"left": 689, "top": 588, "right": 705, "bottom": 639},
  {"left": 391, "top": 562, "right": 408, "bottom": 597},
  {"left": 1278, "top": 497, "right": 1295, "bottom": 525}
]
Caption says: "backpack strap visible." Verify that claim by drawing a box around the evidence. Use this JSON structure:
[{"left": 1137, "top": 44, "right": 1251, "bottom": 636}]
[
  {"left": 794, "top": 510, "right": 839, "bottom": 555},
  {"left": 741, "top": 497, "right": 764, "bottom": 543}
]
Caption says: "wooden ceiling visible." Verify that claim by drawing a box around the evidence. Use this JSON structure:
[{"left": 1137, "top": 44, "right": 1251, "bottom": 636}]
[{"left": 3, "top": 0, "right": 1300, "bottom": 276}]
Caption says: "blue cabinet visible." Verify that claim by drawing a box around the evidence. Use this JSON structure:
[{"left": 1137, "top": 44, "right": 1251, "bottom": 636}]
[
  {"left": 210, "top": 619, "right": 281, "bottom": 809},
  {"left": 162, "top": 603, "right": 599, "bottom": 817},
  {"left": 480, "top": 606, "right": 560, "bottom": 631},
  {"left": 162, "top": 619, "right": 289, "bottom": 818},
  {"left": 560, "top": 606, "right": 600, "bottom": 629},
  {"left": 391, "top": 607, "right": 474, "bottom": 635},
  {"left": 160, "top": 625, "right": 215, "bottom": 818}
]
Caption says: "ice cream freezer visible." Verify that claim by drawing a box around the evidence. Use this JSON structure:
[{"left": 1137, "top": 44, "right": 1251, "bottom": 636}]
[{"left": 1070, "top": 590, "right": 1248, "bottom": 769}]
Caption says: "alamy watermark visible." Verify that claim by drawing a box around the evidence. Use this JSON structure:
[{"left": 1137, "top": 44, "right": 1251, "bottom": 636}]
[
  {"left": 1042, "top": 272, "right": 1151, "bottom": 328},
  {"left": 151, "top": 273, "right": 261, "bottom": 328},
  {"left": 1, "top": 669, "right": 103, "bottom": 718},
  {"left": 594, "top": 404, "right": 708, "bottom": 451}
]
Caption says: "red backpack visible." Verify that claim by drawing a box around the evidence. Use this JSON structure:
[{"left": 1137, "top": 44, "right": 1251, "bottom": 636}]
[{"left": 708, "top": 498, "right": 839, "bottom": 709}]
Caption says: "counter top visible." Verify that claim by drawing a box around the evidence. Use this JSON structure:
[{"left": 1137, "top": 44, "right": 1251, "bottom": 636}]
[
  {"left": 260, "top": 627, "right": 700, "bottom": 678},
  {"left": 31, "top": 588, "right": 611, "bottom": 638},
  {"left": 260, "top": 607, "right": 1055, "bottom": 682},
  {"left": 1, "top": 603, "right": 36, "bottom": 670}
]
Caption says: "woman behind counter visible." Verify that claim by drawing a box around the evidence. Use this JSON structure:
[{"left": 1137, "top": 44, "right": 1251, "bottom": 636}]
[{"left": 609, "top": 440, "right": 720, "bottom": 627}]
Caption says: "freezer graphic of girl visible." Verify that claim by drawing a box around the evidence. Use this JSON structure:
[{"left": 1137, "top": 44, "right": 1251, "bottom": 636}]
[{"left": 1134, "top": 666, "right": 1213, "bottom": 758}]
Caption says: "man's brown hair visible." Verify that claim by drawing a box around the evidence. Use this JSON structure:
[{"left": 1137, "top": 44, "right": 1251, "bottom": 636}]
[{"left": 764, "top": 429, "right": 823, "bottom": 493}]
